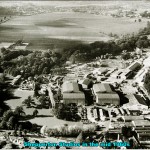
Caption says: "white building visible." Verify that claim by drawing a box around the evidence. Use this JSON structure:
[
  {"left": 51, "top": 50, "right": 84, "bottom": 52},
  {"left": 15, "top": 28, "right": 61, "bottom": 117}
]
[{"left": 135, "top": 67, "right": 149, "bottom": 86}]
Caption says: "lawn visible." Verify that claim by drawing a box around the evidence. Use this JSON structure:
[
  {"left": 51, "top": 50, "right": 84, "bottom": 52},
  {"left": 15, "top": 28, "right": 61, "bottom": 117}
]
[{"left": 6, "top": 89, "right": 82, "bottom": 128}]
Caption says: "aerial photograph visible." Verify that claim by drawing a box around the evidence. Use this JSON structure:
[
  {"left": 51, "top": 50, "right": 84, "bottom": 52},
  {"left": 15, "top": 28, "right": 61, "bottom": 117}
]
[{"left": 1, "top": 0, "right": 150, "bottom": 149}]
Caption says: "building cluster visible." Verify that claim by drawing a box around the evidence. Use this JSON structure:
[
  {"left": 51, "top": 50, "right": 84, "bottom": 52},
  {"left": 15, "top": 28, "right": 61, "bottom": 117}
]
[
  {"left": 62, "top": 81, "right": 120, "bottom": 107},
  {"left": 54, "top": 49, "right": 150, "bottom": 147}
]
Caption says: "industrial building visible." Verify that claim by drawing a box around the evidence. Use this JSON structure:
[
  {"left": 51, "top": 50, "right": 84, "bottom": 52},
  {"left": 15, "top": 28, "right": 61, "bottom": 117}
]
[
  {"left": 127, "top": 61, "right": 141, "bottom": 71},
  {"left": 110, "top": 61, "right": 141, "bottom": 80},
  {"left": 62, "top": 81, "right": 85, "bottom": 105},
  {"left": 132, "top": 120, "right": 150, "bottom": 127},
  {"left": 93, "top": 83, "right": 120, "bottom": 106}
]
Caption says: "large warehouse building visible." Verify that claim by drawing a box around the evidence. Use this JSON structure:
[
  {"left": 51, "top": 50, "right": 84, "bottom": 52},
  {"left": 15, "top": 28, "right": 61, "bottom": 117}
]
[
  {"left": 93, "top": 83, "right": 120, "bottom": 106},
  {"left": 62, "top": 81, "right": 85, "bottom": 105}
]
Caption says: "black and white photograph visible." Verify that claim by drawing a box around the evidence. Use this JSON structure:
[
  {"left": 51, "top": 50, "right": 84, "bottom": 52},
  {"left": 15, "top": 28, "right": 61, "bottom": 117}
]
[{"left": 0, "top": 0, "right": 150, "bottom": 149}]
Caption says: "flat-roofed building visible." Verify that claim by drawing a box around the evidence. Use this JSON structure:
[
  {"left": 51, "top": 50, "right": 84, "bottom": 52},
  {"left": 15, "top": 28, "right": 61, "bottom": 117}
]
[
  {"left": 93, "top": 83, "right": 120, "bottom": 106},
  {"left": 123, "top": 115, "right": 144, "bottom": 122},
  {"left": 132, "top": 120, "right": 150, "bottom": 127},
  {"left": 62, "top": 81, "right": 85, "bottom": 105},
  {"left": 127, "top": 61, "right": 141, "bottom": 71}
]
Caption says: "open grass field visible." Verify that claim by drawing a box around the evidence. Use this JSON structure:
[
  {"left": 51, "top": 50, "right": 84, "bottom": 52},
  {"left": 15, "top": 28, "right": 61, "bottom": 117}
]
[
  {"left": 0, "top": 11, "right": 149, "bottom": 50},
  {"left": 6, "top": 89, "right": 82, "bottom": 128}
]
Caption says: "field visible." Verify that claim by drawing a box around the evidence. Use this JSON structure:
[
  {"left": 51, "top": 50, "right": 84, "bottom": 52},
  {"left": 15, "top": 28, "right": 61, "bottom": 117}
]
[
  {"left": 6, "top": 89, "right": 82, "bottom": 128},
  {"left": 0, "top": 11, "right": 149, "bottom": 50}
]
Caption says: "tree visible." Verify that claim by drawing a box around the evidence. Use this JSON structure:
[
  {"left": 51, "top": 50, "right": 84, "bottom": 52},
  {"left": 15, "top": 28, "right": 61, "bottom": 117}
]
[
  {"left": 23, "top": 129, "right": 27, "bottom": 136},
  {"left": 0, "top": 110, "right": 14, "bottom": 129},
  {"left": 52, "top": 104, "right": 79, "bottom": 121},
  {"left": 34, "top": 82, "right": 40, "bottom": 97},
  {"left": 22, "top": 96, "right": 34, "bottom": 108},
  {"left": 38, "top": 96, "right": 47, "bottom": 108},
  {"left": 139, "top": 19, "right": 142, "bottom": 22},
  {"left": 12, "top": 129, "right": 18, "bottom": 136},
  {"left": 33, "top": 109, "right": 39, "bottom": 117},
  {"left": 1, "top": 47, "right": 6, "bottom": 54},
  {"left": 2, "top": 110, "right": 14, "bottom": 122},
  {"left": 7, "top": 116, "right": 15, "bottom": 129},
  {"left": 0, "top": 81, "right": 13, "bottom": 101},
  {"left": 14, "top": 106, "right": 25, "bottom": 117}
]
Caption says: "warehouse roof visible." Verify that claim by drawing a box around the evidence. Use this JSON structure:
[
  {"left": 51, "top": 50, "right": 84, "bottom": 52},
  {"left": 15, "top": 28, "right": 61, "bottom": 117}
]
[
  {"left": 97, "top": 93, "right": 120, "bottom": 99},
  {"left": 93, "top": 83, "right": 113, "bottom": 93},
  {"left": 63, "top": 93, "right": 85, "bottom": 99},
  {"left": 62, "top": 81, "right": 81, "bottom": 93},
  {"left": 123, "top": 115, "right": 144, "bottom": 121},
  {"left": 133, "top": 120, "right": 150, "bottom": 127},
  {"left": 127, "top": 61, "right": 141, "bottom": 71}
]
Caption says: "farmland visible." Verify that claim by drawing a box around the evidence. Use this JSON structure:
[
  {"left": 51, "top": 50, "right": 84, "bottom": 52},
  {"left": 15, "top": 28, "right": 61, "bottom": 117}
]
[{"left": 0, "top": 11, "right": 149, "bottom": 50}]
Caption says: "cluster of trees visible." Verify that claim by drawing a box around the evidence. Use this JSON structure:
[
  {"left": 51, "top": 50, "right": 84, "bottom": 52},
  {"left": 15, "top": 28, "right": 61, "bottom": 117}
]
[
  {"left": 0, "top": 7, "right": 16, "bottom": 16},
  {"left": 38, "top": 96, "right": 51, "bottom": 109},
  {"left": 22, "top": 96, "right": 35, "bottom": 108},
  {"left": 62, "top": 41, "right": 120, "bottom": 62},
  {"left": 0, "top": 79, "right": 13, "bottom": 116},
  {"left": 22, "top": 95, "right": 51, "bottom": 109},
  {"left": 144, "top": 71, "right": 150, "bottom": 94},
  {"left": 46, "top": 124, "right": 96, "bottom": 137},
  {"left": 52, "top": 103, "right": 80, "bottom": 121},
  {"left": 140, "top": 11, "right": 150, "bottom": 18},
  {"left": 63, "top": 34, "right": 150, "bottom": 62},
  {"left": 1, "top": 50, "right": 63, "bottom": 78},
  {"left": 139, "top": 21, "right": 150, "bottom": 35},
  {"left": 0, "top": 106, "right": 25, "bottom": 129},
  {"left": 0, "top": 105, "right": 40, "bottom": 134},
  {"left": 1, "top": 48, "right": 32, "bottom": 61}
]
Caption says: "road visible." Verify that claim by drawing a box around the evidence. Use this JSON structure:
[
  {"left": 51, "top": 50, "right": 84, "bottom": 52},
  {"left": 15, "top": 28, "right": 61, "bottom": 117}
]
[{"left": 47, "top": 83, "right": 55, "bottom": 108}]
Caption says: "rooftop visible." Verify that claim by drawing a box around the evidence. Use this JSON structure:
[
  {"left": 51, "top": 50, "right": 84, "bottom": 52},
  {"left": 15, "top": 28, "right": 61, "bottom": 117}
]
[
  {"left": 63, "top": 93, "right": 85, "bottom": 99},
  {"left": 123, "top": 115, "right": 144, "bottom": 121},
  {"left": 133, "top": 120, "right": 150, "bottom": 127},
  {"left": 62, "top": 81, "right": 81, "bottom": 93},
  {"left": 127, "top": 61, "right": 141, "bottom": 71},
  {"left": 93, "top": 83, "right": 113, "bottom": 93},
  {"left": 97, "top": 93, "right": 120, "bottom": 99}
]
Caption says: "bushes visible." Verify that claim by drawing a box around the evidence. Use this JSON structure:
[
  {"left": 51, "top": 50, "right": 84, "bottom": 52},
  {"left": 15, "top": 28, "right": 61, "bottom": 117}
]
[
  {"left": 52, "top": 103, "right": 79, "bottom": 121},
  {"left": 46, "top": 124, "right": 96, "bottom": 137},
  {"left": 144, "top": 71, "right": 150, "bottom": 94}
]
